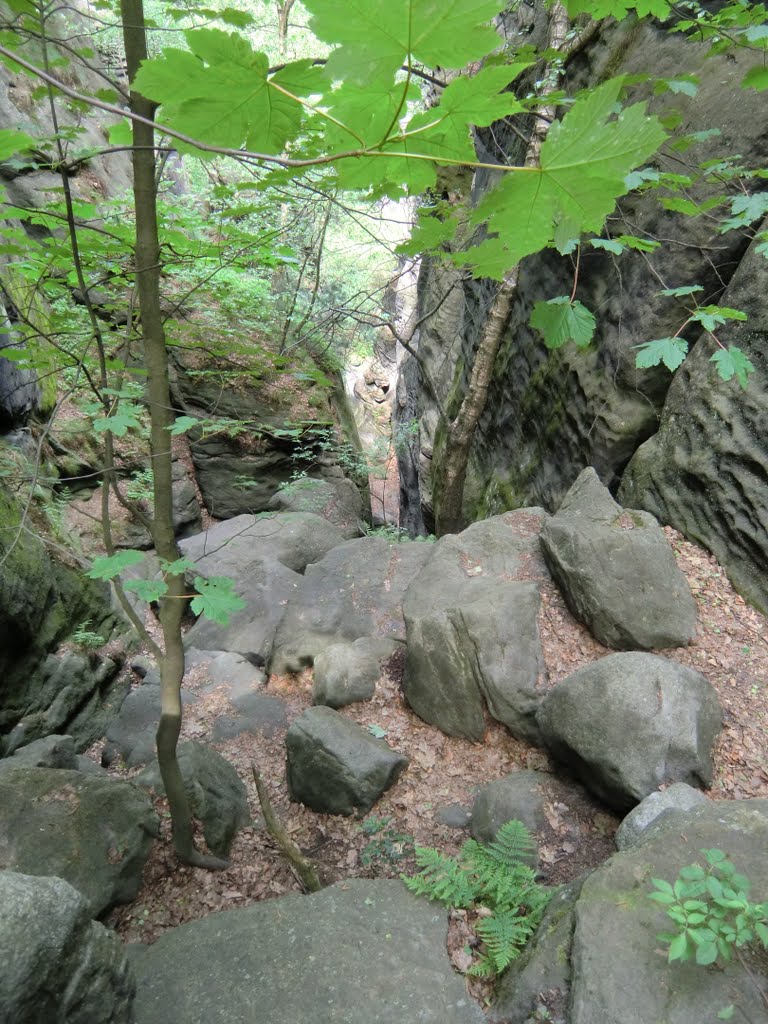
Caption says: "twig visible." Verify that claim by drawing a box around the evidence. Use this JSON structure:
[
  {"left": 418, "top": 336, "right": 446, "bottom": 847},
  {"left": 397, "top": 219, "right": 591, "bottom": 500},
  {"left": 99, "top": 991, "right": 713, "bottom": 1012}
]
[{"left": 251, "top": 766, "right": 322, "bottom": 893}]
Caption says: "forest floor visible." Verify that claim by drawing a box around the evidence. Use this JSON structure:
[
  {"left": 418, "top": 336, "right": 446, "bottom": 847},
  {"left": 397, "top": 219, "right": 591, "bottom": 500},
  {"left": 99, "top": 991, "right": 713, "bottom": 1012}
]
[{"left": 96, "top": 525, "right": 768, "bottom": 1004}]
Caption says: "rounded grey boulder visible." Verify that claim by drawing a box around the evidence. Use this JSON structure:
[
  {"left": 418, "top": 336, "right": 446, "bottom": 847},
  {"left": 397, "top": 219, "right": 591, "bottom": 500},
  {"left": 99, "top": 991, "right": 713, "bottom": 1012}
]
[
  {"left": 0, "top": 870, "right": 135, "bottom": 1023},
  {"left": 536, "top": 652, "right": 722, "bottom": 813}
]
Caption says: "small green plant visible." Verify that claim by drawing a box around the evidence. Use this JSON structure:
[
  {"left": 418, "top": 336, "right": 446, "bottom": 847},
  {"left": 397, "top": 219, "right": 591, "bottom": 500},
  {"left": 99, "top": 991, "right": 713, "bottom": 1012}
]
[
  {"left": 71, "top": 621, "right": 106, "bottom": 650},
  {"left": 649, "top": 848, "right": 768, "bottom": 967},
  {"left": 402, "top": 821, "right": 551, "bottom": 977},
  {"left": 124, "top": 466, "right": 154, "bottom": 504},
  {"left": 358, "top": 816, "right": 414, "bottom": 868}
]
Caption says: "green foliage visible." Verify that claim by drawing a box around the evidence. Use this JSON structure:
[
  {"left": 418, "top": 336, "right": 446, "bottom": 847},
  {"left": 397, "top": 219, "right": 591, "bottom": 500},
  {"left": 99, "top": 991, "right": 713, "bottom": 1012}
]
[
  {"left": 462, "top": 78, "right": 666, "bottom": 277},
  {"left": 71, "top": 620, "right": 106, "bottom": 650},
  {"left": 529, "top": 296, "right": 596, "bottom": 350},
  {"left": 635, "top": 296, "right": 754, "bottom": 386},
  {"left": 635, "top": 337, "right": 689, "bottom": 372},
  {"left": 710, "top": 346, "right": 755, "bottom": 389},
  {"left": 402, "top": 821, "right": 551, "bottom": 977},
  {"left": 358, "top": 816, "right": 415, "bottom": 868},
  {"left": 190, "top": 575, "right": 246, "bottom": 624},
  {"left": 649, "top": 848, "right": 768, "bottom": 967},
  {"left": 87, "top": 549, "right": 145, "bottom": 581}
]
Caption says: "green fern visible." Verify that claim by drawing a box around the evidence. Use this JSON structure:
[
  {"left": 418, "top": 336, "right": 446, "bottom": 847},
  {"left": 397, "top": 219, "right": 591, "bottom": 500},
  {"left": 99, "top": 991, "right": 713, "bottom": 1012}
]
[
  {"left": 401, "top": 820, "right": 551, "bottom": 978},
  {"left": 470, "top": 909, "right": 537, "bottom": 975},
  {"left": 402, "top": 847, "right": 478, "bottom": 907}
]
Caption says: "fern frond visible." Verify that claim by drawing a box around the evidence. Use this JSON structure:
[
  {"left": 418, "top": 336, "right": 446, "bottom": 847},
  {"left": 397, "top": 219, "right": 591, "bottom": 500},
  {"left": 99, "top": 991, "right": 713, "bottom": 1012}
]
[
  {"left": 467, "top": 953, "right": 497, "bottom": 977},
  {"left": 402, "top": 847, "right": 477, "bottom": 908},
  {"left": 484, "top": 820, "right": 537, "bottom": 866},
  {"left": 475, "top": 908, "right": 535, "bottom": 973}
]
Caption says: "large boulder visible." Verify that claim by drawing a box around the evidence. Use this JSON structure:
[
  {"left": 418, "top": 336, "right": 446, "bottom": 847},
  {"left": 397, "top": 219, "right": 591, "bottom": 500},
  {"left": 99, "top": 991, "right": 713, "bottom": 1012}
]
[
  {"left": 536, "top": 653, "right": 722, "bottom": 812},
  {"left": 540, "top": 468, "right": 697, "bottom": 650},
  {"left": 0, "top": 871, "right": 135, "bottom": 1024},
  {"left": 129, "top": 879, "right": 485, "bottom": 1024},
  {"left": 286, "top": 706, "right": 408, "bottom": 816},
  {"left": 0, "top": 768, "right": 158, "bottom": 915},
  {"left": 402, "top": 513, "right": 547, "bottom": 742},
  {"left": 312, "top": 637, "right": 401, "bottom": 709},
  {"left": 179, "top": 512, "right": 346, "bottom": 659},
  {"left": 614, "top": 782, "right": 710, "bottom": 851},
  {"left": 268, "top": 477, "right": 364, "bottom": 539},
  {"left": 620, "top": 221, "right": 768, "bottom": 614},
  {"left": 136, "top": 741, "right": 250, "bottom": 858},
  {"left": 0, "top": 733, "right": 105, "bottom": 776},
  {"left": 472, "top": 770, "right": 583, "bottom": 842},
  {"left": 270, "top": 536, "right": 433, "bottom": 673},
  {"left": 492, "top": 800, "right": 768, "bottom": 1024},
  {"left": 101, "top": 670, "right": 197, "bottom": 769}
]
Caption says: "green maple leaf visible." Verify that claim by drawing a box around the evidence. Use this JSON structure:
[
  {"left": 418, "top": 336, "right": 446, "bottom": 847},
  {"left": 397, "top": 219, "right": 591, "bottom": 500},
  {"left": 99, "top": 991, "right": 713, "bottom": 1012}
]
[
  {"left": 434, "top": 64, "right": 529, "bottom": 126},
  {"left": 659, "top": 285, "right": 703, "bottom": 297},
  {"left": 720, "top": 192, "right": 768, "bottom": 231},
  {"left": 742, "top": 66, "right": 768, "bottom": 91},
  {"left": 134, "top": 29, "right": 304, "bottom": 153},
  {"left": 303, "top": 0, "right": 501, "bottom": 85},
  {"left": 691, "top": 305, "right": 747, "bottom": 332},
  {"left": 464, "top": 78, "right": 666, "bottom": 278},
  {"left": 565, "top": 0, "right": 670, "bottom": 19},
  {"left": 590, "top": 237, "right": 625, "bottom": 254},
  {"left": 530, "top": 297, "right": 596, "bottom": 349},
  {"left": 167, "top": 415, "right": 201, "bottom": 436},
  {"left": 634, "top": 337, "right": 689, "bottom": 371},
  {"left": 191, "top": 576, "right": 246, "bottom": 625},
  {"left": 93, "top": 408, "right": 142, "bottom": 436},
  {"left": 0, "top": 128, "right": 36, "bottom": 161},
  {"left": 710, "top": 346, "right": 755, "bottom": 388},
  {"left": 87, "top": 549, "right": 145, "bottom": 581},
  {"left": 123, "top": 578, "right": 167, "bottom": 602}
]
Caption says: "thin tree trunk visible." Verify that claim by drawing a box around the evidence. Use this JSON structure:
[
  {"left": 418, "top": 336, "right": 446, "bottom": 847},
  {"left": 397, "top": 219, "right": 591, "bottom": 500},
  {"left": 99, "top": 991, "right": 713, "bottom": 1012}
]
[
  {"left": 121, "top": 0, "right": 226, "bottom": 869},
  {"left": 434, "top": 2, "right": 571, "bottom": 536}
]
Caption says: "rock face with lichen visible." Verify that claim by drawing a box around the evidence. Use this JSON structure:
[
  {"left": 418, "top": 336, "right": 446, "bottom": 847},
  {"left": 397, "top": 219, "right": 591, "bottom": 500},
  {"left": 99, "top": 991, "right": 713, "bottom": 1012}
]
[
  {"left": 398, "top": 13, "right": 768, "bottom": 612},
  {"left": 619, "top": 223, "right": 768, "bottom": 613},
  {"left": 0, "top": 482, "right": 123, "bottom": 755}
]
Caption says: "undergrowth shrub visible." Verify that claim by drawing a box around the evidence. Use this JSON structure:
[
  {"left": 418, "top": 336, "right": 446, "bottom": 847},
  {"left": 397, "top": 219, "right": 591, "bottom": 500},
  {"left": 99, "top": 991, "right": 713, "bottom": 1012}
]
[{"left": 402, "top": 820, "right": 551, "bottom": 977}]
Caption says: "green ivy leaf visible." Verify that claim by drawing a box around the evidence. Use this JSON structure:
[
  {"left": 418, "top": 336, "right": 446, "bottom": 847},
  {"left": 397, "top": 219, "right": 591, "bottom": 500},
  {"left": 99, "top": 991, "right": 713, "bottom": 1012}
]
[
  {"left": 710, "top": 346, "right": 755, "bottom": 388},
  {"left": 635, "top": 337, "right": 688, "bottom": 371},
  {"left": 691, "top": 305, "right": 748, "bottom": 332},
  {"left": 564, "top": 0, "right": 670, "bottom": 19},
  {"left": 717, "top": 1007, "right": 735, "bottom": 1021},
  {"left": 616, "top": 234, "right": 661, "bottom": 252},
  {"left": 191, "top": 575, "right": 246, "bottom": 624},
  {"left": 719, "top": 191, "right": 768, "bottom": 231},
  {"left": 87, "top": 549, "right": 144, "bottom": 581},
  {"left": 434, "top": 64, "right": 530, "bottom": 126},
  {"left": 530, "top": 297, "right": 596, "bottom": 349},
  {"left": 159, "top": 557, "right": 196, "bottom": 576}
]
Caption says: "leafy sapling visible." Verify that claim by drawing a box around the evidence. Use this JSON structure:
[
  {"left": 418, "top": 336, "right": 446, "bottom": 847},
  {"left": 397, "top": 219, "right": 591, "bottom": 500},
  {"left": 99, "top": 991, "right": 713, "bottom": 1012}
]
[{"left": 649, "top": 848, "right": 768, "bottom": 967}]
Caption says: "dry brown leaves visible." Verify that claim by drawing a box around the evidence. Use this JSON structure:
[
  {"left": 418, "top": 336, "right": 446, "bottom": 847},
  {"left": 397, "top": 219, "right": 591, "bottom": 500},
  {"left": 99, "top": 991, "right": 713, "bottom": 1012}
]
[{"left": 104, "top": 524, "right": 768, "bottom": 995}]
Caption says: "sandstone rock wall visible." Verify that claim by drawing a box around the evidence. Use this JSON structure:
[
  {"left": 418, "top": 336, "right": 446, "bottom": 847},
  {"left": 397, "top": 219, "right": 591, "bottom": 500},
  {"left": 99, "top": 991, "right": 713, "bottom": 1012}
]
[{"left": 399, "top": 13, "right": 768, "bottom": 609}]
